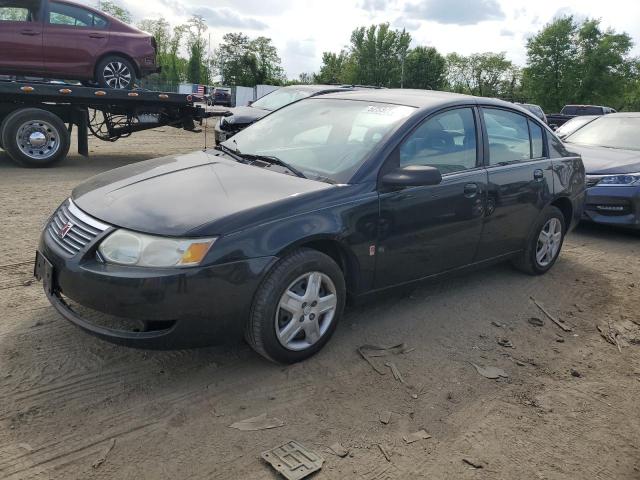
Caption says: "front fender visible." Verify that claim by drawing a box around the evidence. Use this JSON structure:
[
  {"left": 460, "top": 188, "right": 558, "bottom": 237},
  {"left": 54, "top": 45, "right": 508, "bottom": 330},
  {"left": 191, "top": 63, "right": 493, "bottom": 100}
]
[{"left": 206, "top": 190, "right": 380, "bottom": 294}]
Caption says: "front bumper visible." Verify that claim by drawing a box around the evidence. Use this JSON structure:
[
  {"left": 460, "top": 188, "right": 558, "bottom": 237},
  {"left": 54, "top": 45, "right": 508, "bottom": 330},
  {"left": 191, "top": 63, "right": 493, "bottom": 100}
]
[
  {"left": 583, "top": 184, "right": 640, "bottom": 229},
  {"left": 36, "top": 224, "right": 276, "bottom": 348}
]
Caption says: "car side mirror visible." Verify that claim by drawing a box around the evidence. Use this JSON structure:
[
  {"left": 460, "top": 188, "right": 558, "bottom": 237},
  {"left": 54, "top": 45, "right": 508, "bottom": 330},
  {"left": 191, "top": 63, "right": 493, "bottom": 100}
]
[
  {"left": 247, "top": 100, "right": 254, "bottom": 106},
  {"left": 382, "top": 165, "right": 442, "bottom": 188}
]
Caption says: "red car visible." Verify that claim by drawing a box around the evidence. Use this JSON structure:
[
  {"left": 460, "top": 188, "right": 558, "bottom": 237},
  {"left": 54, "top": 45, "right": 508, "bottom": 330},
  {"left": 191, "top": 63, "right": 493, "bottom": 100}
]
[{"left": 0, "top": 0, "right": 158, "bottom": 89}]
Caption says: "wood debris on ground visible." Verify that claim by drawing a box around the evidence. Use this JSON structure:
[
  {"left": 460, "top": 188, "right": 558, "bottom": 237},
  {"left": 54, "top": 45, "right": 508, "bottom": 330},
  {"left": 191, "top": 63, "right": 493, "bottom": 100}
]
[
  {"left": 530, "top": 297, "right": 572, "bottom": 332},
  {"left": 228, "top": 413, "right": 284, "bottom": 431},
  {"left": 403, "top": 430, "right": 431, "bottom": 444}
]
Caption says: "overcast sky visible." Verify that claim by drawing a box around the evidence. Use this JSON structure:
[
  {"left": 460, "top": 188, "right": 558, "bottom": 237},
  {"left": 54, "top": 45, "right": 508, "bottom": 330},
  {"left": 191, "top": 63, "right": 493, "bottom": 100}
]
[{"left": 84, "top": 0, "right": 640, "bottom": 79}]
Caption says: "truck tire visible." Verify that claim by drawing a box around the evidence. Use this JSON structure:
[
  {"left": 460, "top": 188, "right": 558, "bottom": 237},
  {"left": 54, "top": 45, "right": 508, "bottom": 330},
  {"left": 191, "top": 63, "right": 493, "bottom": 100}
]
[
  {"left": 1, "top": 108, "right": 70, "bottom": 167},
  {"left": 95, "top": 56, "right": 136, "bottom": 90}
]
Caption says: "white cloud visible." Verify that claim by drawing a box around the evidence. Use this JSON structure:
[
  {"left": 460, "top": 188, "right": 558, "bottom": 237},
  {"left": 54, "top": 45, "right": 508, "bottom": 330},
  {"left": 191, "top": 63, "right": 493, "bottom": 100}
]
[
  {"left": 88, "top": 0, "right": 640, "bottom": 79},
  {"left": 405, "top": 0, "right": 505, "bottom": 25},
  {"left": 193, "top": 7, "right": 268, "bottom": 30}
]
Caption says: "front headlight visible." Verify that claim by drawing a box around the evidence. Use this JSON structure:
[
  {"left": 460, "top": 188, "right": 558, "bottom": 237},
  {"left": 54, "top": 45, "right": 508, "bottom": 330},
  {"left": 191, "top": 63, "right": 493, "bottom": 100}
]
[
  {"left": 598, "top": 173, "right": 640, "bottom": 186},
  {"left": 98, "top": 229, "right": 216, "bottom": 268}
]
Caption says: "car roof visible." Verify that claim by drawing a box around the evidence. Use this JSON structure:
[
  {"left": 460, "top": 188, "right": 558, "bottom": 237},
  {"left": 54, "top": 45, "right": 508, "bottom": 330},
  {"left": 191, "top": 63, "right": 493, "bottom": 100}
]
[
  {"left": 606, "top": 112, "right": 640, "bottom": 118},
  {"left": 316, "top": 89, "right": 519, "bottom": 110},
  {"left": 278, "top": 85, "right": 358, "bottom": 94},
  {"left": 563, "top": 104, "right": 610, "bottom": 108}
]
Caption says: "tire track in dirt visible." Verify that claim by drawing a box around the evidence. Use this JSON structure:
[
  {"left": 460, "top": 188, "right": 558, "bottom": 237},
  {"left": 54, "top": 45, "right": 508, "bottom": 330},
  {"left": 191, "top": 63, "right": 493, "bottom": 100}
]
[{"left": 0, "top": 419, "right": 167, "bottom": 479}]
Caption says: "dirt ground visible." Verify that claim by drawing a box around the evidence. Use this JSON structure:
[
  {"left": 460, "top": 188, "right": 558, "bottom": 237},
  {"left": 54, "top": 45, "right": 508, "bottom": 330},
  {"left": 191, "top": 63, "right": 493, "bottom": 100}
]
[{"left": 1, "top": 126, "right": 639, "bottom": 480}]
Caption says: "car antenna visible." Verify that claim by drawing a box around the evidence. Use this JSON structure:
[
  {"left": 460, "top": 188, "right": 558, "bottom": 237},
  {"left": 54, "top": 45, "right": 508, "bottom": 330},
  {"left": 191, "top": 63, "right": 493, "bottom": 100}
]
[{"left": 203, "top": 114, "right": 208, "bottom": 151}]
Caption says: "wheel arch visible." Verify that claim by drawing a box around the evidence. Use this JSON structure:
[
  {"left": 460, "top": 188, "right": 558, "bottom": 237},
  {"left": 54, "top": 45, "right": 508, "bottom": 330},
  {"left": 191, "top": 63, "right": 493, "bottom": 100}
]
[
  {"left": 550, "top": 196, "right": 573, "bottom": 231},
  {"left": 94, "top": 52, "right": 141, "bottom": 80},
  {"left": 276, "top": 236, "right": 361, "bottom": 296}
]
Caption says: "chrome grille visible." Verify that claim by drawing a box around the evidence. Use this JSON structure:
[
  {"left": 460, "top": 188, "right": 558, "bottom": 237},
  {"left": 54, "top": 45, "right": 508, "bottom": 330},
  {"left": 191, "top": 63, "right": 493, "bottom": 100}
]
[{"left": 46, "top": 199, "right": 110, "bottom": 256}]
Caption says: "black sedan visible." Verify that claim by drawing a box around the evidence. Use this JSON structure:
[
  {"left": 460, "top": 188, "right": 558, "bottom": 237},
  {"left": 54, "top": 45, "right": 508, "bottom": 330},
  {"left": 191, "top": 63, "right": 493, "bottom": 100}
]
[
  {"left": 35, "top": 90, "right": 585, "bottom": 363},
  {"left": 214, "top": 84, "right": 361, "bottom": 142},
  {"left": 563, "top": 113, "right": 640, "bottom": 229}
]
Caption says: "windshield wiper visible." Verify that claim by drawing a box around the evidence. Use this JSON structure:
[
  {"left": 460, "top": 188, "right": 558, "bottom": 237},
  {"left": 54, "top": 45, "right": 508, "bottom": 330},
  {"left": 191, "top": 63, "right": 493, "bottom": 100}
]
[
  {"left": 213, "top": 144, "right": 247, "bottom": 163},
  {"left": 237, "top": 152, "right": 307, "bottom": 179}
]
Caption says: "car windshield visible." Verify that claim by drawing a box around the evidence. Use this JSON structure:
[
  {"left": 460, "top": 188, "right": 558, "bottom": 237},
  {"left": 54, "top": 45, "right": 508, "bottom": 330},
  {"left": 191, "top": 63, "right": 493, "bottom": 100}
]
[
  {"left": 221, "top": 98, "right": 415, "bottom": 183},
  {"left": 251, "top": 88, "right": 314, "bottom": 111},
  {"left": 565, "top": 116, "right": 640, "bottom": 151},
  {"left": 555, "top": 116, "right": 597, "bottom": 138}
]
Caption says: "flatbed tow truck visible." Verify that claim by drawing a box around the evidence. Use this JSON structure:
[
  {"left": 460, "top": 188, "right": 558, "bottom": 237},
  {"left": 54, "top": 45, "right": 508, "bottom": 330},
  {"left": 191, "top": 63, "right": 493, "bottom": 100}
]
[{"left": 0, "top": 80, "right": 229, "bottom": 167}]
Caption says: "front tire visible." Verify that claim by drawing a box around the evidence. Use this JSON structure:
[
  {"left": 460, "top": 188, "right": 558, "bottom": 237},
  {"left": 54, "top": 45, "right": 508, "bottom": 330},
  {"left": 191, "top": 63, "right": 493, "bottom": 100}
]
[
  {"left": 95, "top": 56, "right": 136, "bottom": 90},
  {"left": 1, "top": 108, "right": 70, "bottom": 167},
  {"left": 245, "top": 248, "right": 346, "bottom": 363},
  {"left": 512, "top": 206, "right": 566, "bottom": 275}
]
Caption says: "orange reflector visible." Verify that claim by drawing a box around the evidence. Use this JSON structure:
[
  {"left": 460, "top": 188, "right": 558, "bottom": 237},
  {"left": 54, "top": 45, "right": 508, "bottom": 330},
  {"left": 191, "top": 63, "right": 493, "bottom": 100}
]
[
  {"left": 20, "top": 86, "right": 34, "bottom": 93},
  {"left": 59, "top": 88, "right": 72, "bottom": 94},
  {"left": 159, "top": 94, "right": 169, "bottom": 99},
  {"left": 127, "top": 92, "right": 139, "bottom": 97},
  {"left": 180, "top": 242, "right": 212, "bottom": 265},
  {"left": 95, "top": 90, "right": 107, "bottom": 96}
]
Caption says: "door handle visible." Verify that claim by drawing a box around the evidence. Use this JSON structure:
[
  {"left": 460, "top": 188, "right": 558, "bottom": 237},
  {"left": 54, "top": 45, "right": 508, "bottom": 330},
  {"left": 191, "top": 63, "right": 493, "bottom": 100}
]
[
  {"left": 533, "top": 169, "right": 544, "bottom": 181},
  {"left": 20, "top": 29, "right": 40, "bottom": 36},
  {"left": 89, "top": 33, "right": 106, "bottom": 38},
  {"left": 463, "top": 183, "right": 478, "bottom": 197}
]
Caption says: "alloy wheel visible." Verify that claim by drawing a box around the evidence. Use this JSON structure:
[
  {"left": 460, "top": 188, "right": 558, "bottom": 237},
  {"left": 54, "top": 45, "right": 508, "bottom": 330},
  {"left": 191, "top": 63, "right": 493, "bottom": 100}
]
[
  {"left": 536, "top": 218, "right": 562, "bottom": 267},
  {"left": 103, "top": 61, "right": 132, "bottom": 89},
  {"left": 275, "top": 271, "right": 338, "bottom": 351}
]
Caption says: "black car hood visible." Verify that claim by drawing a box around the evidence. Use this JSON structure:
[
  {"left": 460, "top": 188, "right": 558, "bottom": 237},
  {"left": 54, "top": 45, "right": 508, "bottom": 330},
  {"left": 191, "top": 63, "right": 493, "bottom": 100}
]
[
  {"left": 222, "top": 105, "right": 270, "bottom": 127},
  {"left": 72, "top": 150, "right": 331, "bottom": 236},
  {"left": 566, "top": 143, "right": 640, "bottom": 174}
]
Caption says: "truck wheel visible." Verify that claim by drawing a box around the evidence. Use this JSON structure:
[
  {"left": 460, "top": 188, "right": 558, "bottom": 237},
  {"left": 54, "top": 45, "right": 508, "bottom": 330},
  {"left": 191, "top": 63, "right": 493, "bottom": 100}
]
[
  {"left": 96, "top": 56, "right": 136, "bottom": 90},
  {"left": 245, "top": 248, "right": 346, "bottom": 364},
  {"left": 1, "top": 108, "right": 70, "bottom": 167}
]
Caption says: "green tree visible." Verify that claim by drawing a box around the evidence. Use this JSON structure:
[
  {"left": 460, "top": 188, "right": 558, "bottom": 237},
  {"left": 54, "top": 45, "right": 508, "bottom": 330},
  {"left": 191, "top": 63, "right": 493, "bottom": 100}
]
[
  {"left": 137, "top": 18, "right": 187, "bottom": 86},
  {"left": 349, "top": 23, "right": 411, "bottom": 87},
  {"left": 186, "top": 15, "right": 210, "bottom": 84},
  {"left": 96, "top": 0, "right": 131, "bottom": 23},
  {"left": 575, "top": 19, "right": 633, "bottom": 108},
  {"left": 446, "top": 52, "right": 517, "bottom": 97},
  {"left": 315, "top": 51, "right": 351, "bottom": 84},
  {"left": 403, "top": 46, "right": 446, "bottom": 90},
  {"left": 622, "top": 59, "right": 640, "bottom": 110},
  {"left": 213, "top": 33, "right": 284, "bottom": 86},
  {"left": 523, "top": 16, "right": 580, "bottom": 111},
  {"left": 248, "top": 36, "right": 286, "bottom": 85}
]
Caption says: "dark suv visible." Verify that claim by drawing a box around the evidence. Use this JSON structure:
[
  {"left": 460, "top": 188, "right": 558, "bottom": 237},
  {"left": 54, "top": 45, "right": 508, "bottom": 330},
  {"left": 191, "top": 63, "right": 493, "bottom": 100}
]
[{"left": 0, "top": 0, "right": 158, "bottom": 89}]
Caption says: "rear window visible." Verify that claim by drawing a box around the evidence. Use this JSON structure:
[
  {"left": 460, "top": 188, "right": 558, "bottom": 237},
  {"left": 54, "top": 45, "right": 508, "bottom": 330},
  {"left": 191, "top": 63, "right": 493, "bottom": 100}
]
[{"left": 577, "top": 107, "right": 603, "bottom": 115}]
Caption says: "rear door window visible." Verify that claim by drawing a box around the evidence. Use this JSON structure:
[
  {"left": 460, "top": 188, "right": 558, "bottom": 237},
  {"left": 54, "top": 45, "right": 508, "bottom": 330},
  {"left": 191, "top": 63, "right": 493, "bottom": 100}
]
[
  {"left": 49, "top": 2, "right": 107, "bottom": 28},
  {"left": 483, "top": 108, "right": 531, "bottom": 165},
  {"left": 529, "top": 120, "right": 545, "bottom": 158}
]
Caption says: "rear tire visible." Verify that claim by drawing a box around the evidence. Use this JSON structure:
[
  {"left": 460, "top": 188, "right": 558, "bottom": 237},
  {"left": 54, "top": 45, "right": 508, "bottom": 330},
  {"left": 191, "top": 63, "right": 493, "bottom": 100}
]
[
  {"left": 512, "top": 206, "right": 566, "bottom": 275},
  {"left": 95, "top": 55, "right": 136, "bottom": 90},
  {"left": 245, "top": 248, "right": 346, "bottom": 364},
  {"left": 1, "top": 108, "right": 70, "bottom": 167}
]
